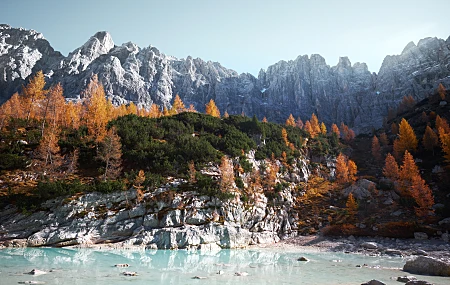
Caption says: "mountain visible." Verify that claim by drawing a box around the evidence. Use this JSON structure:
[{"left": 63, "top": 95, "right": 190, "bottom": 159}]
[{"left": 1, "top": 24, "right": 450, "bottom": 132}]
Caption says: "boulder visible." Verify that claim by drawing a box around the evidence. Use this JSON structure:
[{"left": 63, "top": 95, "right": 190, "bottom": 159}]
[
  {"left": 361, "top": 280, "right": 386, "bottom": 285},
  {"left": 405, "top": 281, "right": 433, "bottom": 285},
  {"left": 342, "top": 179, "right": 375, "bottom": 200},
  {"left": 403, "top": 256, "right": 450, "bottom": 276},
  {"left": 413, "top": 232, "right": 428, "bottom": 240},
  {"left": 397, "top": 276, "right": 417, "bottom": 283},
  {"left": 361, "top": 242, "right": 379, "bottom": 250}
]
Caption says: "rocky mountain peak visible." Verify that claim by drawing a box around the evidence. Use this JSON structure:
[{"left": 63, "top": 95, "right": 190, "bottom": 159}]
[{"left": 401, "top": 41, "right": 416, "bottom": 54}]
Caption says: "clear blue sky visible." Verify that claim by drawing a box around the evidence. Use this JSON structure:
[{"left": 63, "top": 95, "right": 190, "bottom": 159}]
[{"left": 2, "top": 0, "right": 449, "bottom": 75}]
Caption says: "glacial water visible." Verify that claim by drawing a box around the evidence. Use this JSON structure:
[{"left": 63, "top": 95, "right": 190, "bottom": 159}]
[{"left": 0, "top": 248, "right": 448, "bottom": 285}]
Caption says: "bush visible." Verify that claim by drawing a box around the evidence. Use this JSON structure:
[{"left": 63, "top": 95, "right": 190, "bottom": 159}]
[
  {"left": 94, "top": 180, "right": 126, "bottom": 194},
  {"left": 0, "top": 153, "right": 27, "bottom": 170}
]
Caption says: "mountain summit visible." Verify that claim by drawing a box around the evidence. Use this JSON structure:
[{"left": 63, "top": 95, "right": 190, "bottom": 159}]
[{"left": 1, "top": 25, "right": 449, "bottom": 132}]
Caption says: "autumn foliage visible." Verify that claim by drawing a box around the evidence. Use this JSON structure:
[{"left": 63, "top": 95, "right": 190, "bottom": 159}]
[
  {"left": 393, "top": 118, "right": 417, "bottom": 159},
  {"left": 335, "top": 153, "right": 357, "bottom": 184}
]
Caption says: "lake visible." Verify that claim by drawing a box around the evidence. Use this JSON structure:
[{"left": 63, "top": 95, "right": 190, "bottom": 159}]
[{"left": 0, "top": 247, "right": 448, "bottom": 284}]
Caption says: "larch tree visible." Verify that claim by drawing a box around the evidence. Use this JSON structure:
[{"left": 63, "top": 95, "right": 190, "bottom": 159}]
[
  {"left": 347, "top": 159, "right": 357, "bottom": 183},
  {"left": 331, "top": 123, "right": 340, "bottom": 138},
  {"left": 41, "top": 83, "right": 65, "bottom": 136},
  {"left": 379, "top": 133, "right": 389, "bottom": 146},
  {"left": 21, "top": 70, "right": 47, "bottom": 122},
  {"left": 438, "top": 83, "right": 446, "bottom": 100},
  {"left": 223, "top": 110, "right": 229, "bottom": 118},
  {"left": 34, "top": 125, "right": 62, "bottom": 178},
  {"left": 149, "top": 103, "right": 162, "bottom": 118},
  {"left": 421, "top": 111, "right": 429, "bottom": 124},
  {"left": 410, "top": 174, "right": 435, "bottom": 219},
  {"left": 310, "top": 113, "right": 321, "bottom": 136},
  {"left": 346, "top": 193, "right": 358, "bottom": 216},
  {"left": 188, "top": 161, "right": 197, "bottom": 184},
  {"left": 262, "top": 116, "right": 268, "bottom": 123},
  {"left": 64, "top": 101, "right": 81, "bottom": 130},
  {"left": 391, "top": 122, "right": 399, "bottom": 135},
  {"left": 422, "top": 125, "right": 439, "bottom": 155},
  {"left": 335, "top": 153, "right": 349, "bottom": 184},
  {"left": 126, "top": 102, "right": 138, "bottom": 115},
  {"left": 397, "top": 150, "right": 419, "bottom": 197},
  {"left": 133, "top": 170, "right": 146, "bottom": 204},
  {"left": 383, "top": 153, "right": 399, "bottom": 181},
  {"left": 436, "top": 115, "right": 450, "bottom": 135},
  {"left": 393, "top": 118, "right": 418, "bottom": 158},
  {"left": 219, "top": 156, "right": 234, "bottom": 193},
  {"left": 171, "top": 94, "right": 186, "bottom": 114},
  {"left": 187, "top": 104, "right": 197, "bottom": 113},
  {"left": 296, "top": 117, "right": 304, "bottom": 129},
  {"left": 263, "top": 159, "right": 279, "bottom": 192},
  {"left": 83, "top": 75, "right": 108, "bottom": 143},
  {"left": 281, "top": 128, "right": 289, "bottom": 146},
  {"left": 439, "top": 129, "right": 450, "bottom": 162},
  {"left": 205, "top": 99, "right": 220, "bottom": 118},
  {"left": 97, "top": 127, "right": 123, "bottom": 181},
  {"left": 304, "top": 121, "right": 314, "bottom": 137},
  {"left": 371, "top": 135, "right": 382, "bottom": 161},
  {"left": 0, "top": 96, "right": 13, "bottom": 129},
  {"left": 320, "top": 122, "right": 327, "bottom": 135},
  {"left": 285, "top": 114, "right": 296, "bottom": 127}
]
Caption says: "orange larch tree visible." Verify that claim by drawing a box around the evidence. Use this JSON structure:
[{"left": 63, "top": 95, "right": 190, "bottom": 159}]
[
  {"left": 262, "top": 116, "right": 268, "bottom": 123},
  {"left": 296, "top": 117, "right": 304, "bottom": 129},
  {"left": 281, "top": 128, "right": 289, "bottom": 146},
  {"left": 397, "top": 150, "right": 419, "bottom": 197},
  {"left": 310, "top": 113, "right": 321, "bottom": 136},
  {"left": 410, "top": 175, "right": 435, "bottom": 219},
  {"left": 320, "top": 122, "right": 327, "bottom": 135},
  {"left": 436, "top": 115, "right": 450, "bottom": 135},
  {"left": 335, "top": 153, "right": 349, "bottom": 184},
  {"left": 438, "top": 83, "right": 446, "bottom": 100},
  {"left": 346, "top": 193, "right": 358, "bottom": 216},
  {"left": 171, "top": 94, "right": 186, "bottom": 114},
  {"left": 379, "top": 132, "right": 389, "bottom": 146},
  {"left": 97, "top": 127, "right": 123, "bottom": 181},
  {"left": 393, "top": 118, "right": 418, "bottom": 158},
  {"left": 371, "top": 135, "right": 382, "bottom": 161},
  {"left": 21, "top": 70, "right": 47, "bottom": 121},
  {"left": 422, "top": 125, "right": 439, "bottom": 155},
  {"left": 285, "top": 114, "right": 296, "bottom": 127},
  {"left": 83, "top": 75, "right": 108, "bottom": 143},
  {"left": 304, "top": 120, "right": 314, "bottom": 137},
  {"left": 331, "top": 123, "right": 340, "bottom": 138},
  {"left": 64, "top": 101, "right": 82, "bottom": 130},
  {"left": 126, "top": 102, "right": 138, "bottom": 115},
  {"left": 391, "top": 122, "right": 399, "bottom": 135},
  {"left": 223, "top": 110, "right": 229, "bottom": 118},
  {"left": 148, "top": 103, "right": 162, "bottom": 118},
  {"left": 219, "top": 156, "right": 235, "bottom": 193},
  {"left": 205, "top": 99, "right": 220, "bottom": 118},
  {"left": 383, "top": 153, "right": 399, "bottom": 181},
  {"left": 347, "top": 159, "right": 357, "bottom": 183}
]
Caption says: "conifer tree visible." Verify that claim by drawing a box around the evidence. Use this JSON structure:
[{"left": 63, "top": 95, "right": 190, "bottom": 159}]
[
  {"left": 22, "top": 70, "right": 47, "bottom": 121},
  {"left": 439, "top": 129, "right": 450, "bottom": 162},
  {"left": 296, "top": 117, "right": 304, "bottom": 129},
  {"left": 97, "top": 127, "right": 122, "bottom": 181},
  {"left": 379, "top": 132, "right": 389, "bottom": 146},
  {"left": 436, "top": 115, "right": 450, "bottom": 135},
  {"left": 391, "top": 122, "right": 399, "bottom": 135},
  {"left": 219, "top": 156, "right": 234, "bottom": 192},
  {"left": 83, "top": 75, "right": 108, "bottom": 143},
  {"left": 223, "top": 110, "right": 229, "bottom": 118},
  {"left": 64, "top": 101, "right": 81, "bottom": 129},
  {"left": 188, "top": 161, "right": 197, "bottom": 183},
  {"left": 421, "top": 111, "right": 429, "bottom": 124},
  {"left": 371, "top": 135, "right": 382, "bottom": 161},
  {"left": 410, "top": 175, "right": 435, "bottom": 218},
  {"left": 34, "top": 125, "right": 62, "bottom": 178},
  {"left": 383, "top": 153, "right": 399, "bottom": 181},
  {"left": 346, "top": 193, "right": 358, "bottom": 215},
  {"left": 438, "top": 83, "right": 446, "bottom": 100},
  {"left": 187, "top": 104, "right": 197, "bottom": 113},
  {"left": 393, "top": 118, "right": 417, "bottom": 158},
  {"left": 149, "top": 103, "right": 162, "bottom": 118},
  {"left": 397, "top": 150, "right": 419, "bottom": 197},
  {"left": 422, "top": 125, "right": 439, "bottom": 154},
  {"left": 320, "top": 122, "right": 327, "bottom": 135},
  {"left": 310, "top": 113, "right": 321, "bottom": 136},
  {"left": 262, "top": 116, "right": 268, "bottom": 123},
  {"left": 162, "top": 106, "right": 170, "bottom": 116},
  {"left": 331, "top": 123, "right": 340, "bottom": 137},
  {"left": 304, "top": 121, "right": 314, "bottom": 137},
  {"left": 281, "top": 128, "right": 289, "bottom": 146},
  {"left": 171, "top": 94, "right": 186, "bottom": 114},
  {"left": 133, "top": 170, "right": 146, "bottom": 203},
  {"left": 347, "top": 159, "right": 357, "bottom": 182},
  {"left": 285, "top": 114, "right": 296, "bottom": 127},
  {"left": 205, "top": 99, "right": 220, "bottom": 118},
  {"left": 335, "top": 153, "right": 349, "bottom": 184}
]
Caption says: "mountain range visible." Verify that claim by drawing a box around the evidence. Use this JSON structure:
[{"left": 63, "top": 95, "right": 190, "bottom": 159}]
[{"left": 1, "top": 24, "right": 449, "bottom": 132}]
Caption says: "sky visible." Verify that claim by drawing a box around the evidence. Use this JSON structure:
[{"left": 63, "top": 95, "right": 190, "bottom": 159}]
[{"left": 1, "top": 0, "right": 449, "bottom": 75}]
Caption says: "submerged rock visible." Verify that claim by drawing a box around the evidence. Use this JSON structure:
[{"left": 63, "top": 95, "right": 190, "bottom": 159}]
[
  {"left": 403, "top": 256, "right": 450, "bottom": 276},
  {"left": 397, "top": 276, "right": 417, "bottom": 283},
  {"left": 361, "top": 280, "right": 386, "bottom": 285}
]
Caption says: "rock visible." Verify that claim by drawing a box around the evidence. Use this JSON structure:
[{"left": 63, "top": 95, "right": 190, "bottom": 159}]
[
  {"left": 438, "top": 217, "right": 450, "bottom": 225},
  {"left": 122, "top": 271, "right": 138, "bottom": 276},
  {"left": 412, "top": 249, "right": 428, "bottom": 256},
  {"left": 361, "top": 242, "right": 379, "bottom": 250},
  {"left": 18, "top": 282, "right": 46, "bottom": 284},
  {"left": 115, "top": 264, "right": 129, "bottom": 267},
  {"left": 414, "top": 232, "right": 428, "bottom": 240},
  {"left": 391, "top": 210, "right": 403, "bottom": 217},
  {"left": 403, "top": 256, "right": 450, "bottom": 276},
  {"left": 26, "top": 269, "right": 47, "bottom": 276},
  {"left": 216, "top": 270, "right": 224, "bottom": 275},
  {"left": 405, "top": 281, "right": 433, "bottom": 285},
  {"left": 234, "top": 272, "right": 249, "bottom": 276},
  {"left": 397, "top": 276, "right": 417, "bottom": 283},
  {"left": 440, "top": 101, "right": 447, "bottom": 106},
  {"left": 384, "top": 249, "right": 403, "bottom": 256},
  {"left": 297, "top": 257, "right": 309, "bottom": 261},
  {"left": 442, "top": 232, "right": 449, "bottom": 242},
  {"left": 192, "top": 276, "right": 207, "bottom": 279},
  {"left": 342, "top": 179, "right": 375, "bottom": 200},
  {"left": 361, "top": 280, "right": 386, "bottom": 285}
]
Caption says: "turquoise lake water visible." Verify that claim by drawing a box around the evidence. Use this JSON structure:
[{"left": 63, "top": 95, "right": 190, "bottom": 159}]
[{"left": 0, "top": 248, "right": 448, "bottom": 285}]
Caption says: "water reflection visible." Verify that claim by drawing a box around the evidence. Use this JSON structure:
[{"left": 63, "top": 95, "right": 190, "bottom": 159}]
[{"left": 0, "top": 248, "right": 448, "bottom": 285}]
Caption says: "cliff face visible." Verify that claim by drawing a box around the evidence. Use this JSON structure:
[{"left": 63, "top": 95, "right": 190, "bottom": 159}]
[{"left": 1, "top": 24, "right": 450, "bottom": 132}]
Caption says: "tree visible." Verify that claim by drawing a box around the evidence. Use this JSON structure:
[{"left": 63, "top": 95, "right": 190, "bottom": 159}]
[
  {"left": 133, "top": 170, "right": 146, "bottom": 203},
  {"left": 149, "top": 103, "right": 162, "bottom": 118},
  {"left": 205, "top": 99, "right": 220, "bottom": 118},
  {"left": 34, "top": 125, "right": 62, "bottom": 178},
  {"left": 320, "top": 122, "right": 327, "bottom": 135},
  {"left": 439, "top": 129, "right": 450, "bottom": 162},
  {"left": 97, "top": 127, "right": 122, "bottom": 181},
  {"left": 410, "top": 174, "right": 435, "bottom": 219},
  {"left": 41, "top": 83, "right": 65, "bottom": 136},
  {"left": 64, "top": 101, "right": 81, "bottom": 129},
  {"left": 281, "top": 128, "right": 289, "bottom": 146},
  {"left": 304, "top": 121, "right": 314, "bottom": 137},
  {"left": 188, "top": 161, "right": 196, "bottom": 183},
  {"left": 223, "top": 110, "right": 229, "bottom": 118},
  {"left": 391, "top": 122, "right": 399, "bottom": 135},
  {"left": 379, "top": 133, "right": 389, "bottom": 146},
  {"left": 397, "top": 150, "right": 419, "bottom": 197},
  {"left": 21, "top": 70, "right": 47, "bottom": 121},
  {"left": 383, "top": 153, "right": 399, "bottom": 181},
  {"left": 263, "top": 158, "right": 279, "bottom": 192},
  {"left": 436, "top": 115, "right": 450, "bottom": 135},
  {"left": 262, "top": 116, "right": 268, "bottom": 123},
  {"left": 219, "top": 156, "right": 234, "bottom": 192},
  {"left": 335, "top": 153, "right": 349, "bottom": 184},
  {"left": 371, "top": 135, "right": 382, "bottom": 161},
  {"left": 340, "top": 122, "right": 355, "bottom": 142},
  {"left": 296, "top": 117, "right": 304, "bottom": 129},
  {"left": 393, "top": 118, "right": 418, "bottom": 158},
  {"left": 126, "top": 102, "right": 138, "bottom": 115},
  {"left": 438, "top": 83, "right": 446, "bottom": 100},
  {"left": 347, "top": 159, "right": 357, "bottom": 182},
  {"left": 171, "top": 94, "right": 186, "bottom": 114},
  {"left": 397, "top": 95, "right": 416, "bottom": 114},
  {"left": 331, "top": 123, "right": 340, "bottom": 138},
  {"left": 422, "top": 126, "right": 439, "bottom": 155},
  {"left": 346, "top": 193, "right": 358, "bottom": 216},
  {"left": 83, "top": 75, "right": 108, "bottom": 143},
  {"left": 187, "top": 104, "right": 197, "bottom": 113},
  {"left": 421, "top": 111, "right": 429, "bottom": 124},
  {"left": 310, "top": 113, "right": 321, "bottom": 136},
  {"left": 285, "top": 114, "right": 296, "bottom": 127}
]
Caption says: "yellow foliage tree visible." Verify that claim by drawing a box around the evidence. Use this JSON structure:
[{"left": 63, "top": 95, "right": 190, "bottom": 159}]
[
  {"left": 383, "top": 153, "right": 399, "bottom": 181},
  {"left": 126, "top": 102, "right": 138, "bottom": 115},
  {"left": 171, "top": 94, "right": 186, "bottom": 114},
  {"left": 285, "top": 114, "right": 296, "bottom": 127},
  {"left": 331, "top": 123, "right": 340, "bottom": 138},
  {"left": 149, "top": 104, "right": 162, "bottom": 118},
  {"left": 133, "top": 170, "right": 146, "bottom": 203},
  {"left": 438, "top": 83, "right": 446, "bottom": 100},
  {"left": 320, "top": 122, "right": 327, "bottom": 135},
  {"left": 281, "top": 128, "right": 289, "bottom": 146},
  {"left": 97, "top": 127, "right": 122, "bottom": 181},
  {"left": 310, "top": 113, "right": 321, "bottom": 136},
  {"left": 347, "top": 159, "right": 357, "bottom": 182},
  {"left": 219, "top": 156, "right": 234, "bottom": 192},
  {"left": 335, "top": 153, "right": 349, "bottom": 184},
  {"left": 346, "top": 193, "right": 358, "bottom": 215},
  {"left": 205, "top": 99, "right": 220, "bottom": 118},
  {"left": 296, "top": 117, "right": 304, "bottom": 129},
  {"left": 422, "top": 125, "right": 439, "bottom": 154},
  {"left": 83, "top": 75, "right": 108, "bottom": 143},
  {"left": 262, "top": 116, "right": 268, "bottom": 123},
  {"left": 393, "top": 118, "right": 418, "bottom": 158},
  {"left": 22, "top": 70, "right": 47, "bottom": 121}
]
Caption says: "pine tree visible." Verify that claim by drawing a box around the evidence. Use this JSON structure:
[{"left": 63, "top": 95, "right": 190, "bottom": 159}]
[
  {"left": 346, "top": 193, "right": 358, "bottom": 215},
  {"left": 285, "top": 114, "right": 296, "bottom": 127},
  {"left": 205, "top": 99, "right": 220, "bottom": 118},
  {"left": 393, "top": 118, "right": 418, "bottom": 158},
  {"left": 383, "top": 153, "right": 399, "bottom": 181},
  {"left": 422, "top": 125, "right": 439, "bottom": 154},
  {"left": 97, "top": 127, "right": 122, "bottom": 181},
  {"left": 331, "top": 123, "right": 340, "bottom": 138},
  {"left": 438, "top": 83, "right": 446, "bottom": 100},
  {"left": 371, "top": 135, "right": 382, "bottom": 161},
  {"left": 335, "top": 153, "right": 349, "bottom": 184}
]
